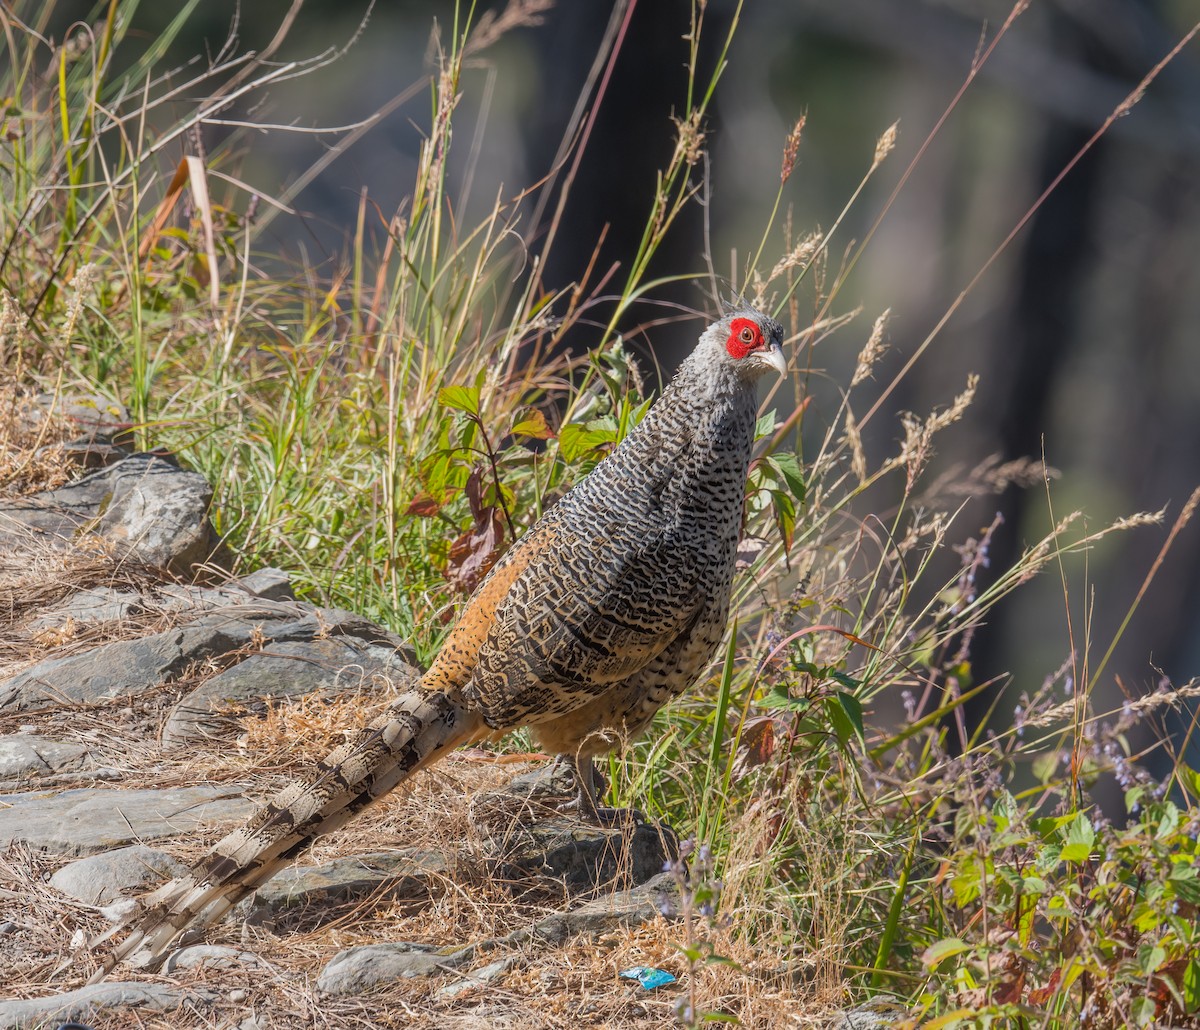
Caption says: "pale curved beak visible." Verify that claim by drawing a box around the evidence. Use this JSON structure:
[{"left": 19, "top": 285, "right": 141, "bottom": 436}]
[{"left": 760, "top": 342, "right": 788, "bottom": 378}]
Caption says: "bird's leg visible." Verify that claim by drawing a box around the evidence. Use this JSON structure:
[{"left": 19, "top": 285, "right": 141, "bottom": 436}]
[{"left": 568, "top": 753, "right": 642, "bottom": 828}]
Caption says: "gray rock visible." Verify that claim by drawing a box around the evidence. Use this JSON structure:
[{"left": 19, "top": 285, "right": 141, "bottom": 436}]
[
  {"left": 436, "top": 956, "right": 518, "bottom": 999},
  {"left": 834, "top": 1005, "right": 906, "bottom": 1028},
  {"left": 483, "top": 817, "right": 676, "bottom": 895},
  {"left": 317, "top": 941, "right": 474, "bottom": 994},
  {"left": 234, "top": 567, "right": 295, "bottom": 601},
  {"left": 50, "top": 436, "right": 131, "bottom": 469},
  {"left": 0, "top": 614, "right": 253, "bottom": 713},
  {"left": 30, "top": 392, "right": 131, "bottom": 444},
  {"left": 0, "top": 453, "right": 223, "bottom": 575},
  {"left": 0, "top": 785, "right": 254, "bottom": 857},
  {"left": 153, "top": 581, "right": 285, "bottom": 613},
  {"left": 0, "top": 601, "right": 418, "bottom": 715},
  {"left": 0, "top": 734, "right": 91, "bottom": 780},
  {"left": 472, "top": 764, "right": 677, "bottom": 893},
  {"left": 161, "top": 944, "right": 264, "bottom": 973},
  {"left": 164, "top": 636, "right": 420, "bottom": 743},
  {"left": 93, "top": 455, "right": 221, "bottom": 572},
  {"left": 50, "top": 845, "right": 187, "bottom": 904},
  {"left": 515, "top": 872, "right": 680, "bottom": 946},
  {"left": 0, "top": 981, "right": 217, "bottom": 1029},
  {"left": 27, "top": 393, "right": 133, "bottom": 470},
  {"left": 240, "top": 848, "right": 448, "bottom": 924},
  {"left": 26, "top": 586, "right": 143, "bottom": 631}
]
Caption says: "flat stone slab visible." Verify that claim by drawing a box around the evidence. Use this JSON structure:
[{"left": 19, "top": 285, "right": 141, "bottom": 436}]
[
  {"left": 242, "top": 848, "right": 449, "bottom": 924},
  {"left": 513, "top": 871, "right": 680, "bottom": 946},
  {"left": 471, "top": 764, "right": 677, "bottom": 893},
  {"left": 0, "top": 785, "right": 255, "bottom": 857},
  {"left": 0, "top": 602, "right": 416, "bottom": 715},
  {"left": 50, "top": 845, "right": 187, "bottom": 904},
  {"left": 318, "top": 940, "right": 475, "bottom": 994},
  {"left": 164, "top": 636, "right": 419, "bottom": 743},
  {"left": 437, "top": 955, "right": 519, "bottom": 999},
  {"left": 161, "top": 943, "right": 265, "bottom": 973},
  {"left": 0, "top": 734, "right": 91, "bottom": 780},
  {"left": 0, "top": 981, "right": 217, "bottom": 1029},
  {"left": 26, "top": 586, "right": 144, "bottom": 632}
]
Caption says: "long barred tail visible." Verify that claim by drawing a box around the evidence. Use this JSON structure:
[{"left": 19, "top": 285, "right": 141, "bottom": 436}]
[{"left": 88, "top": 689, "right": 483, "bottom": 982}]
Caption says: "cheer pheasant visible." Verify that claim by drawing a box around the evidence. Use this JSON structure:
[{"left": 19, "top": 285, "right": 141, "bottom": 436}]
[{"left": 91, "top": 306, "right": 787, "bottom": 979}]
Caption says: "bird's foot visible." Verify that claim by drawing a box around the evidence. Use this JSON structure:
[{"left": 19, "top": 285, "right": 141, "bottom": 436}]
[
  {"left": 584, "top": 803, "right": 648, "bottom": 829},
  {"left": 556, "top": 790, "right": 645, "bottom": 828},
  {"left": 551, "top": 753, "right": 646, "bottom": 828}
]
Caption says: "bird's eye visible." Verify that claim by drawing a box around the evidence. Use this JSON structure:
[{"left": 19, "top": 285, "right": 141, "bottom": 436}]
[{"left": 740, "top": 326, "right": 756, "bottom": 345}]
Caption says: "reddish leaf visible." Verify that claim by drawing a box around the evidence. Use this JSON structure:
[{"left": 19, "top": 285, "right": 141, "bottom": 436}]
[
  {"left": 732, "top": 715, "right": 778, "bottom": 780},
  {"left": 463, "top": 465, "right": 487, "bottom": 519},
  {"left": 512, "top": 408, "right": 554, "bottom": 440},
  {"left": 445, "top": 506, "right": 505, "bottom": 593},
  {"left": 1028, "top": 966, "right": 1062, "bottom": 1007},
  {"left": 405, "top": 493, "right": 441, "bottom": 517},
  {"left": 446, "top": 466, "right": 506, "bottom": 592},
  {"left": 991, "top": 955, "right": 1027, "bottom": 1006}
]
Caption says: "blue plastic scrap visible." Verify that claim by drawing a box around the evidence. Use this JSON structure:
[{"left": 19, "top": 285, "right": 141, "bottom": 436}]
[{"left": 619, "top": 965, "right": 677, "bottom": 989}]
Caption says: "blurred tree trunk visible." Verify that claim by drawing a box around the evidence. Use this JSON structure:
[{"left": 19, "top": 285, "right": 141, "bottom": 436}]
[
  {"left": 967, "top": 4, "right": 1112, "bottom": 730},
  {"left": 520, "top": 0, "right": 730, "bottom": 375}
]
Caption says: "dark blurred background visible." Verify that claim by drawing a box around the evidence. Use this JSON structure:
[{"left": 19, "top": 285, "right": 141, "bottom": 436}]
[{"left": 40, "top": 0, "right": 1200, "bottom": 763}]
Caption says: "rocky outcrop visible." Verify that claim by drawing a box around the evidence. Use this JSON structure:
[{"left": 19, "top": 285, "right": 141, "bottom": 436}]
[
  {"left": 2, "top": 575, "right": 418, "bottom": 720},
  {"left": 0, "top": 453, "right": 226, "bottom": 576}
]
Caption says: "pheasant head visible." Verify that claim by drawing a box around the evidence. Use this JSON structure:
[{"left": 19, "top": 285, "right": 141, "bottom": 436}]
[{"left": 677, "top": 307, "right": 788, "bottom": 400}]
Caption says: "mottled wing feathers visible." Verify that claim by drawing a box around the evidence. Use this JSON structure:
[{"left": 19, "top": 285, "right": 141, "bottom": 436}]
[
  {"left": 461, "top": 514, "right": 708, "bottom": 728},
  {"left": 421, "top": 516, "right": 561, "bottom": 696}
]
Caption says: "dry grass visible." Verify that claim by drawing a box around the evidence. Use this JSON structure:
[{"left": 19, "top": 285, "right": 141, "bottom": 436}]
[
  {"left": 0, "top": 376, "right": 76, "bottom": 498},
  {"left": 1, "top": 716, "right": 834, "bottom": 1028}
]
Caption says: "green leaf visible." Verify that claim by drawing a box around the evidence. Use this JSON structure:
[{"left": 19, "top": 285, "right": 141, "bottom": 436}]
[
  {"left": 558, "top": 422, "right": 617, "bottom": 462},
  {"left": 922, "top": 937, "right": 970, "bottom": 969},
  {"left": 1125, "top": 785, "right": 1147, "bottom": 815},
  {"left": 1137, "top": 944, "right": 1167, "bottom": 977},
  {"left": 1032, "top": 750, "right": 1060, "bottom": 784},
  {"left": 1182, "top": 957, "right": 1200, "bottom": 1013},
  {"left": 1060, "top": 813, "right": 1095, "bottom": 863},
  {"left": 826, "top": 691, "right": 864, "bottom": 747},
  {"left": 757, "top": 688, "right": 808, "bottom": 713},
  {"left": 1169, "top": 865, "right": 1200, "bottom": 905},
  {"left": 992, "top": 790, "right": 1019, "bottom": 833},
  {"left": 1131, "top": 996, "right": 1157, "bottom": 1027},
  {"left": 1178, "top": 763, "right": 1200, "bottom": 803},
  {"left": 1155, "top": 800, "right": 1180, "bottom": 841},
  {"left": 755, "top": 410, "right": 777, "bottom": 439},
  {"left": 771, "top": 488, "right": 796, "bottom": 550},
  {"left": 438, "top": 385, "right": 481, "bottom": 416},
  {"left": 950, "top": 858, "right": 983, "bottom": 906},
  {"left": 765, "top": 451, "right": 805, "bottom": 501}
]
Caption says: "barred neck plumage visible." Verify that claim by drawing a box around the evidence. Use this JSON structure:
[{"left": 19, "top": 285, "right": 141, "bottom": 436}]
[{"left": 566, "top": 355, "right": 762, "bottom": 524}]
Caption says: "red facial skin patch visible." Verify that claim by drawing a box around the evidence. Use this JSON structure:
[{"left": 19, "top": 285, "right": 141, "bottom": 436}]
[{"left": 726, "top": 317, "right": 763, "bottom": 359}]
